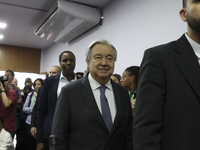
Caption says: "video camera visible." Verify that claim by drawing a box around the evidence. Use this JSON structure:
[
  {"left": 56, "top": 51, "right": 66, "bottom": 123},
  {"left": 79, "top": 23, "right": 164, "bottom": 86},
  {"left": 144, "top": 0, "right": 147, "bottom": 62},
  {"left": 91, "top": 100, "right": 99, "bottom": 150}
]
[{"left": 0, "top": 76, "right": 8, "bottom": 84}]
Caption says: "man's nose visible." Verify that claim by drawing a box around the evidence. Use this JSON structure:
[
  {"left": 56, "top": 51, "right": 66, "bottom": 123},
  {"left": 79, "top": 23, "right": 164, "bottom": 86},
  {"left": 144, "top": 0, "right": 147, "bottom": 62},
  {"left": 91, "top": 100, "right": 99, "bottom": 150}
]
[
  {"left": 66, "top": 60, "right": 71, "bottom": 64},
  {"left": 100, "top": 58, "right": 107, "bottom": 65}
]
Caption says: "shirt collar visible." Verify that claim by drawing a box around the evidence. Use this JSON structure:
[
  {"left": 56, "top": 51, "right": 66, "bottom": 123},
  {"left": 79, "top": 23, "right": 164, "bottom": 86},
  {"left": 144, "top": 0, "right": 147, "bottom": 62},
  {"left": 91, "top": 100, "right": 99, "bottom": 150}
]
[
  {"left": 59, "top": 72, "right": 77, "bottom": 81},
  {"left": 185, "top": 33, "right": 200, "bottom": 58},
  {"left": 88, "top": 73, "right": 112, "bottom": 91}
]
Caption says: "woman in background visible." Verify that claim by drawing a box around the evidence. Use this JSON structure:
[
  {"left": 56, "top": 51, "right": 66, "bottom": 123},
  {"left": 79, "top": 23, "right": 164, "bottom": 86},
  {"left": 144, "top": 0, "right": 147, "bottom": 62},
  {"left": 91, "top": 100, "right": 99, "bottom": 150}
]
[
  {"left": 23, "top": 78, "right": 43, "bottom": 150},
  {"left": 121, "top": 66, "right": 140, "bottom": 115},
  {"left": 111, "top": 74, "right": 121, "bottom": 84}
]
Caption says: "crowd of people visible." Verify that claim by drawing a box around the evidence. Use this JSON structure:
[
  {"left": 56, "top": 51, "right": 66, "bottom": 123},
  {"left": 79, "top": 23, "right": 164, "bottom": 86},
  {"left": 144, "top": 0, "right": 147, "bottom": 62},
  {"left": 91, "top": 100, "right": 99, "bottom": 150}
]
[{"left": 1, "top": 0, "right": 200, "bottom": 149}]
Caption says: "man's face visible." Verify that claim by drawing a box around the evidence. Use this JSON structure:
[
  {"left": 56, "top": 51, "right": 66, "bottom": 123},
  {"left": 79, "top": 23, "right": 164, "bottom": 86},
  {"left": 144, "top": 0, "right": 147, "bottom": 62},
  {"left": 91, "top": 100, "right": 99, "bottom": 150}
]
[
  {"left": 60, "top": 53, "right": 75, "bottom": 76},
  {"left": 87, "top": 44, "right": 115, "bottom": 84},
  {"left": 185, "top": 0, "right": 200, "bottom": 34},
  {"left": 12, "top": 78, "right": 18, "bottom": 86},
  {"left": 5, "top": 71, "right": 14, "bottom": 84},
  {"left": 49, "top": 67, "right": 59, "bottom": 77},
  {"left": 25, "top": 82, "right": 32, "bottom": 87}
]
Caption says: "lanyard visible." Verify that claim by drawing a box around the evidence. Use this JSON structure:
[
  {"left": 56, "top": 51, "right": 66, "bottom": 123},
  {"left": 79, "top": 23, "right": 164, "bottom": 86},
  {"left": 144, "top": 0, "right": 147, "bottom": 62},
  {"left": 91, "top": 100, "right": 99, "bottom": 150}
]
[{"left": 128, "top": 91, "right": 135, "bottom": 100}]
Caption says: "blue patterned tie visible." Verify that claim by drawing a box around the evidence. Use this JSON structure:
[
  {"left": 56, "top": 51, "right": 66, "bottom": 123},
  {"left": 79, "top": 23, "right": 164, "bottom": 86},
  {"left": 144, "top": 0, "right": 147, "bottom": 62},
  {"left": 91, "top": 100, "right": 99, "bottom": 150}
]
[{"left": 99, "top": 85, "right": 112, "bottom": 133}]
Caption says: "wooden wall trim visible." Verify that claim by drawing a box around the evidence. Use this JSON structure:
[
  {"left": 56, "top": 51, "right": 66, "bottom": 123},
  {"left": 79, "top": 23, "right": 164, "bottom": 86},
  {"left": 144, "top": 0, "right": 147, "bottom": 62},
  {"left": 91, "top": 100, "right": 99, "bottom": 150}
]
[{"left": 0, "top": 45, "right": 41, "bottom": 73}]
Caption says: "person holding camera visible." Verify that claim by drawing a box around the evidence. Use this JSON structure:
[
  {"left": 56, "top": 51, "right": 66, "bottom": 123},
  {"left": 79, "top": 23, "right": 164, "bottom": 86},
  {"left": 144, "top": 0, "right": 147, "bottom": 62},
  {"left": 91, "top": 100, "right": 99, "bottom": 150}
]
[{"left": 0, "top": 76, "right": 17, "bottom": 138}]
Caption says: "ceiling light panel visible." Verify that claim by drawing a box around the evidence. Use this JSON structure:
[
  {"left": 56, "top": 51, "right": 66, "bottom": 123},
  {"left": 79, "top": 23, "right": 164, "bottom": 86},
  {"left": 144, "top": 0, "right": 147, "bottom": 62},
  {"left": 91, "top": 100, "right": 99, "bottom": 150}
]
[{"left": 0, "top": 23, "right": 7, "bottom": 29}]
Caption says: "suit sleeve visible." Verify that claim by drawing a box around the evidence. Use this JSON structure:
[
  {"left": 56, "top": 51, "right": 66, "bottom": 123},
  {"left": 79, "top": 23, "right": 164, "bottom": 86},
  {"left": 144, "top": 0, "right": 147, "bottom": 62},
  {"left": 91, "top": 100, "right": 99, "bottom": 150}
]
[
  {"left": 51, "top": 86, "right": 70, "bottom": 150},
  {"left": 133, "top": 49, "right": 165, "bottom": 150},
  {"left": 36, "top": 81, "right": 48, "bottom": 144}
]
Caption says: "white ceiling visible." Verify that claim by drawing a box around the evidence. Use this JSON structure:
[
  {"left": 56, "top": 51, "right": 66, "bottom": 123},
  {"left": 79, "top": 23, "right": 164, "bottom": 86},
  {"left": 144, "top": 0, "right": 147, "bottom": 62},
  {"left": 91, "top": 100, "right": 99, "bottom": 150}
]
[{"left": 0, "top": 0, "right": 112, "bottom": 49}]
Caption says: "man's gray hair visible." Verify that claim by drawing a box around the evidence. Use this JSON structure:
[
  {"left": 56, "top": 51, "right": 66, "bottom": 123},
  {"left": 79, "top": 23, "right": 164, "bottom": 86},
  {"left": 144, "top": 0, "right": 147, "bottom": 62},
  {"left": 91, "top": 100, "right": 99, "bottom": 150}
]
[{"left": 85, "top": 39, "right": 117, "bottom": 62}]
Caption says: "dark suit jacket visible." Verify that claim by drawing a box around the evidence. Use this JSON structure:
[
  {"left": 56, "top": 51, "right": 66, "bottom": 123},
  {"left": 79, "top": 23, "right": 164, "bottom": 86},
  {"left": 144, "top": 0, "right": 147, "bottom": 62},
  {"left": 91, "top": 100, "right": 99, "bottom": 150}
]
[
  {"left": 36, "top": 73, "right": 60, "bottom": 143},
  {"left": 133, "top": 34, "right": 200, "bottom": 150},
  {"left": 31, "top": 86, "right": 43, "bottom": 128},
  {"left": 51, "top": 75, "right": 133, "bottom": 150}
]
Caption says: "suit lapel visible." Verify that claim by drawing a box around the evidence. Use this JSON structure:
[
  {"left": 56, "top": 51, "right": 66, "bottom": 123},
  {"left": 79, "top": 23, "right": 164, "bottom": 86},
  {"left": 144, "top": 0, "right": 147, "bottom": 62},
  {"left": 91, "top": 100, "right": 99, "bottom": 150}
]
[
  {"left": 79, "top": 76, "right": 108, "bottom": 132},
  {"left": 174, "top": 35, "right": 200, "bottom": 100},
  {"left": 54, "top": 73, "right": 60, "bottom": 95}
]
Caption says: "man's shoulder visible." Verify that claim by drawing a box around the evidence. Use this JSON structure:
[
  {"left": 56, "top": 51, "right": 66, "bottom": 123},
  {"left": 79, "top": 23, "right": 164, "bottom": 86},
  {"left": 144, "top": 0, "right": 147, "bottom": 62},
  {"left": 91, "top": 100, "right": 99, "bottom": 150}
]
[
  {"left": 62, "top": 77, "right": 86, "bottom": 92},
  {"left": 146, "top": 40, "right": 176, "bottom": 54},
  {"left": 0, "top": 128, "right": 14, "bottom": 147},
  {"left": 44, "top": 73, "right": 60, "bottom": 84},
  {"left": 146, "top": 34, "right": 187, "bottom": 54}
]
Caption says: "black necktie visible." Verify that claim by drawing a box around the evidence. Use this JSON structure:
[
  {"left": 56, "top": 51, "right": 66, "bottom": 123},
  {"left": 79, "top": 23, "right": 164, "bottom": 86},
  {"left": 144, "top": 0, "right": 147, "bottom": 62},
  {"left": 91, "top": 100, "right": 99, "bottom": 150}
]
[{"left": 99, "top": 85, "right": 112, "bottom": 133}]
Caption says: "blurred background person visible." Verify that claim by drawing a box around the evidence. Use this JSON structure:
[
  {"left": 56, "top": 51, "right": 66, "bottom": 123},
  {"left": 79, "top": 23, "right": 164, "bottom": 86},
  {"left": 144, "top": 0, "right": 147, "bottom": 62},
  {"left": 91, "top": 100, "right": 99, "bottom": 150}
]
[
  {"left": 24, "top": 78, "right": 33, "bottom": 88},
  {"left": 111, "top": 73, "right": 121, "bottom": 84},
  {"left": 121, "top": 66, "right": 140, "bottom": 115},
  {"left": 76, "top": 72, "right": 84, "bottom": 78},
  {"left": 23, "top": 78, "right": 43, "bottom": 150},
  {"left": 0, "top": 76, "right": 17, "bottom": 138},
  {"left": 0, "top": 115, "right": 14, "bottom": 150},
  {"left": 49, "top": 65, "right": 61, "bottom": 77},
  {"left": 16, "top": 85, "right": 32, "bottom": 150},
  {"left": 12, "top": 78, "right": 18, "bottom": 86}
]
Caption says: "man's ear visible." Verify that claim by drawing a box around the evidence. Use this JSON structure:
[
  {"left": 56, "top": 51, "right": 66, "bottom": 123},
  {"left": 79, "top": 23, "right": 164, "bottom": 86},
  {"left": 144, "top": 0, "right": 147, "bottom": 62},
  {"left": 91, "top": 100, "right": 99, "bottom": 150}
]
[{"left": 180, "top": 8, "right": 187, "bottom": 22}]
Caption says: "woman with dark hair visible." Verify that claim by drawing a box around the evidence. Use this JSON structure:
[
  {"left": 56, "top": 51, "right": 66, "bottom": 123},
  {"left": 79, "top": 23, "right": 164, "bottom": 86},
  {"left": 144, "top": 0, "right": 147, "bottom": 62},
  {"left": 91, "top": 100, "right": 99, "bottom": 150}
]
[
  {"left": 121, "top": 66, "right": 140, "bottom": 115},
  {"left": 23, "top": 78, "right": 43, "bottom": 150}
]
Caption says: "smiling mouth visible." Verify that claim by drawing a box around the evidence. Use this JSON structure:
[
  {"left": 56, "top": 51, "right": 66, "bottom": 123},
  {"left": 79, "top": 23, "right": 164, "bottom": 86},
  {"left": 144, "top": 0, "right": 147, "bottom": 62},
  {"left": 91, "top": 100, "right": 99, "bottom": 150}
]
[{"left": 99, "top": 69, "right": 109, "bottom": 72}]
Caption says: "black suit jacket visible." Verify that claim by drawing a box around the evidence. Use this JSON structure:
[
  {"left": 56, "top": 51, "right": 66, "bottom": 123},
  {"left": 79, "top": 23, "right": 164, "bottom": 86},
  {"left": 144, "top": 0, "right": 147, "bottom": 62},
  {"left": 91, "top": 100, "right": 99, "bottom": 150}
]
[
  {"left": 36, "top": 73, "right": 60, "bottom": 143},
  {"left": 37, "top": 73, "right": 80, "bottom": 144},
  {"left": 133, "top": 34, "right": 200, "bottom": 150},
  {"left": 31, "top": 86, "right": 43, "bottom": 128},
  {"left": 51, "top": 75, "right": 133, "bottom": 150}
]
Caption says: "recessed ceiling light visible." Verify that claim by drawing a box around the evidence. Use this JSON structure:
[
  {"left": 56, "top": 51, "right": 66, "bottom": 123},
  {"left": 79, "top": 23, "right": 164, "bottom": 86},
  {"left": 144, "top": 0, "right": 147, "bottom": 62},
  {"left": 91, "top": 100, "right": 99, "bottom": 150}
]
[
  {"left": 0, "top": 23, "right": 7, "bottom": 29},
  {"left": 0, "top": 35, "right": 3, "bottom": 39}
]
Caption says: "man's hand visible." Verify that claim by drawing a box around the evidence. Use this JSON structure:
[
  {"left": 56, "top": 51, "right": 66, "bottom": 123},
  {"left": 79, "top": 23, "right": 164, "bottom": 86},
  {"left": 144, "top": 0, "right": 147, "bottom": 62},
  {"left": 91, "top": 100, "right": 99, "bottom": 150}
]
[
  {"left": 30, "top": 127, "right": 37, "bottom": 139},
  {"left": 37, "top": 143, "right": 45, "bottom": 150}
]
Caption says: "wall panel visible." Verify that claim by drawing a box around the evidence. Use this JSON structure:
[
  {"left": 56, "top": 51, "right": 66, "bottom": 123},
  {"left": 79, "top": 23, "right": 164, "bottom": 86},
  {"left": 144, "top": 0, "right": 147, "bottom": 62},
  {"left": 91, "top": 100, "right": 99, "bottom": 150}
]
[{"left": 0, "top": 45, "right": 41, "bottom": 73}]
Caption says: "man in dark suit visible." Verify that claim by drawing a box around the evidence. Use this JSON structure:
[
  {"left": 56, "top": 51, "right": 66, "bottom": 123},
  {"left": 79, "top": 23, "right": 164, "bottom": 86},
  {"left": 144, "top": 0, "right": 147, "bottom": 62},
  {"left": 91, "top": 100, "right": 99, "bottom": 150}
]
[
  {"left": 133, "top": 0, "right": 200, "bottom": 150},
  {"left": 51, "top": 39, "right": 133, "bottom": 150},
  {"left": 36, "top": 51, "right": 78, "bottom": 150},
  {"left": 30, "top": 65, "right": 61, "bottom": 139}
]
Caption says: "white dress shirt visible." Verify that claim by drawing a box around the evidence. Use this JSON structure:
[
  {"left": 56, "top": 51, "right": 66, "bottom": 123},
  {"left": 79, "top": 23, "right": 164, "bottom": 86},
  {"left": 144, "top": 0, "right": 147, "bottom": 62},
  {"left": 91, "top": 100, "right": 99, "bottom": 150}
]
[
  {"left": 57, "top": 73, "right": 77, "bottom": 98},
  {"left": 88, "top": 73, "right": 116, "bottom": 123},
  {"left": 185, "top": 33, "right": 200, "bottom": 65},
  {"left": 0, "top": 128, "right": 14, "bottom": 150}
]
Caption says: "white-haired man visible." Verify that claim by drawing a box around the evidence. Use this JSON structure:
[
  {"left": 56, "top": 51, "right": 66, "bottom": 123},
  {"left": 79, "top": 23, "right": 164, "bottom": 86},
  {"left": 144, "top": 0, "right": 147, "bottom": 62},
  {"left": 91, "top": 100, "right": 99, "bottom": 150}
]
[{"left": 51, "top": 39, "right": 133, "bottom": 150}]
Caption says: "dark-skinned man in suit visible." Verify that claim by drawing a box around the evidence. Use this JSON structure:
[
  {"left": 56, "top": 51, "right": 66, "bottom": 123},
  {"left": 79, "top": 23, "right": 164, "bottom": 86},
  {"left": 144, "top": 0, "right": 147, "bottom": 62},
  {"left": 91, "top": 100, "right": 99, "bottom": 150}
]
[{"left": 36, "top": 51, "right": 79, "bottom": 150}]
